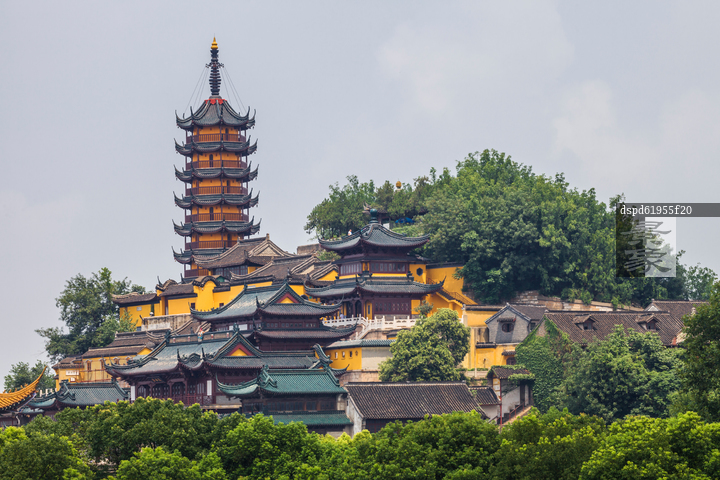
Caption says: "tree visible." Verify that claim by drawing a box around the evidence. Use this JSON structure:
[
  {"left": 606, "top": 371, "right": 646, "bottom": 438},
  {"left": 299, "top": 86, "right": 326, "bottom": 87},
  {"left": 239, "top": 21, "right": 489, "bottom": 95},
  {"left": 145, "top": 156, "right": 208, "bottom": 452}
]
[
  {"left": 36, "top": 267, "right": 144, "bottom": 362},
  {"left": 0, "top": 428, "right": 92, "bottom": 480},
  {"left": 679, "top": 282, "right": 720, "bottom": 421},
  {"left": 379, "top": 308, "right": 469, "bottom": 382},
  {"left": 304, "top": 175, "right": 376, "bottom": 239},
  {"left": 3, "top": 359, "right": 55, "bottom": 391},
  {"left": 555, "top": 327, "right": 681, "bottom": 422},
  {"left": 579, "top": 413, "right": 720, "bottom": 480},
  {"left": 491, "top": 408, "right": 607, "bottom": 480}
]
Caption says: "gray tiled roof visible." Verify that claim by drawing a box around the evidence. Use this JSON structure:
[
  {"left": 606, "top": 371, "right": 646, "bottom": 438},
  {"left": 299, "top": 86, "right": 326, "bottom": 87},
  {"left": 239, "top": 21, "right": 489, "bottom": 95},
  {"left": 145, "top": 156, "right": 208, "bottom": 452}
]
[
  {"left": 306, "top": 276, "right": 443, "bottom": 299},
  {"left": 345, "top": 382, "right": 483, "bottom": 420},
  {"left": 176, "top": 99, "right": 256, "bottom": 130},
  {"left": 30, "top": 380, "right": 128, "bottom": 409},
  {"left": 319, "top": 223, "right": 429, "bottom": 252}
]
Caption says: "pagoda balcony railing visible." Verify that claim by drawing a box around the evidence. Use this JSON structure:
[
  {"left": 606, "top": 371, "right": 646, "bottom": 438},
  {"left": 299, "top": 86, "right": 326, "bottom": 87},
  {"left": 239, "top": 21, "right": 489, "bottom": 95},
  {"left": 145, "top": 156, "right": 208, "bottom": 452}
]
[
  {"left": 186, "top": 186, "right": 248, "bottom": 196},
  {"left": 186, "top": 240, "right": 236, "bottom": 250},
  {"left": 323, "top": 314, "right": 420, "bottom": 339},
  {"left": 185, "top": 213, "right": 249, "bottom": 223},
  {"left": 189, "top": 160, "right": 247, "bottom": 169},
  {"left": 186, "top": 133, "right": 246, "bottom": 143},
  {"left": 184, "top": 268, "right": 211, "bottom": 278}
]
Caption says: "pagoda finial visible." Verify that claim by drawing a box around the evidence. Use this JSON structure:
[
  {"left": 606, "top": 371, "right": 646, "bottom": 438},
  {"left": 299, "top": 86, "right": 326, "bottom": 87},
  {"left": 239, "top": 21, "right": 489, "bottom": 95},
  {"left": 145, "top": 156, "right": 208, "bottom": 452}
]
[{"left": 207, "top": 38, "right": 223, "bottom": 96}]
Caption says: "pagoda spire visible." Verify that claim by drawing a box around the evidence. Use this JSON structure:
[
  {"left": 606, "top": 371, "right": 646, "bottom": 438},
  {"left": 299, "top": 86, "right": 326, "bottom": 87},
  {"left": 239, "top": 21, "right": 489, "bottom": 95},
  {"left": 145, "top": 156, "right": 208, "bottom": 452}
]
[{"left": 208, "top": 38, "right": 222, "bottom": 96}]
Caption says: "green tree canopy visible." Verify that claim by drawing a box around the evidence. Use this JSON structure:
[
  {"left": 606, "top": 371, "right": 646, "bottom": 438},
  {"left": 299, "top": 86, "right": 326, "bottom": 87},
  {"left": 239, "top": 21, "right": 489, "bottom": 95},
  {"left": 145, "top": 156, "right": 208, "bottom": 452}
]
[
  {"left": 3, "top": 359, "right": 55, "bottom": 391},
  {"left": 36, "top": 267, "right": 144, "bottom": 362},
  {"left": 555, "top": 326, "right": 681, "bottom": 422},
  {"left": 379, "top": 308, "right": 469, "bottom": 382},
  {"left": 679, "top": 282, "right": 720, "bottom": 422}
]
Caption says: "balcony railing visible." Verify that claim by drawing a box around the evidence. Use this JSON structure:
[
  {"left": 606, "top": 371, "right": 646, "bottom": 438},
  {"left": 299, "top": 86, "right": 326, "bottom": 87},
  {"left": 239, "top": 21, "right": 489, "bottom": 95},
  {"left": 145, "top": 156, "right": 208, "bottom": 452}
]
[
  {"left": 185, "top": 186, "right": 248, "bottom": 196},
  {"left": 185, "top": 213, "right": 249, "bottom": 223},
  {"left": 190, "top": 160, "right": 246, "bottom": 169},
  {"left": 186, "top": 240, "right": 236, "bottom": 250},
  {"left": 322, "top": 315, "right": 420, "bottom": 339},
  {"left": 186, "top": 133, "right": 246, "bottom": 143}
]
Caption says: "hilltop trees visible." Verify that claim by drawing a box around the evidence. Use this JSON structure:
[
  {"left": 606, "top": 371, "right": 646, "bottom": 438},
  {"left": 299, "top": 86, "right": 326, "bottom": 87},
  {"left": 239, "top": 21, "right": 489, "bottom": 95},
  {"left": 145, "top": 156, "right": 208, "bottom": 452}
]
[{"left": 36, "top": 267, "right": 144, "bottom": 363}]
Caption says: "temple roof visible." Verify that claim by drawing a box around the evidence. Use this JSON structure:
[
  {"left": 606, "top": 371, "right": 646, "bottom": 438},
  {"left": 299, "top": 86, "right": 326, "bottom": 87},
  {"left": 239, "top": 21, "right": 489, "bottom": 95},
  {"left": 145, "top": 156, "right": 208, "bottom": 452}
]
[
  {"left": 304, "top": 275, "right": 443, "bottom": 299},
  {"left": 0, "top": 367, "right": 45, "bottom": 412},
  {"left": 112, "top": 291, "right": 158, "bottom": 306},
  {"left": 104, "top": 329, "right": 320, "bottom": 378},
  {"left": 217, "top": 364, "right": 346, "bottom": 397},
  {"left": 191, "top": 282, "right": 341, "bottom": 321},
  {"left": 344, "top": 382, "right": 485, "bottom": 420},
  {"left": 174, "top": 164, "right": 258, "bottom": 183},
  {"left": 229, "top": 255, "right": 337, "bottom": 284},
  {"left": 319, "top": 221, "right": 429, "bottom": 254},
  {"left": 176, "top": 97, "right": 256, "bottom": 131},
  {"left": 487, "top": 366, "right": 532, "bottom": 380},
  {"left": 173, "top": 218, "right": 260, "bottom": 236},
  {"left": 265, "top": 411, "right": 353, "bottom": 427},
  {"left": 539, "top": 311, "right": 682, "bottom": 346},
  {"left": 174, "top": 191, "right": 259, "bottom": 208},
  {"left": 83, "top": 330, "right": 167, "bottom": 359},
  {"left": 29, "top": 380, "right": 128, "bottom": 410},
  {"left": 193, "top": 235, "right": 290, "bottom": 269},
  {"left": 175, "top": 137, "right": 258, "bottom": 157}
]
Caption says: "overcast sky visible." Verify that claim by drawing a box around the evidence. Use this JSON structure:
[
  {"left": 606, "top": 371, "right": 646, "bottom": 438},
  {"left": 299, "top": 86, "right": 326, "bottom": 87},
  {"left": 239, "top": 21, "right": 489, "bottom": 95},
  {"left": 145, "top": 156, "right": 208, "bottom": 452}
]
[{"left": 2, "top": 1, "right": 719, "bottom": 381}]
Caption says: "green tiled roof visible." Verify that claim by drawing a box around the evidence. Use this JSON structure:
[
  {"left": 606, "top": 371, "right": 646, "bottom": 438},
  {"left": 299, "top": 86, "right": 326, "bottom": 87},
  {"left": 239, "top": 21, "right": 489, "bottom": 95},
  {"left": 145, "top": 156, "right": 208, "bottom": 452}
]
[
  {"left": 326, "top": 339, "right": 394, "bottom": 348},
  {"left": 268, "top": 411, "right": 352, "bottom": 426},
  {"left": 218, "top": 365, "right": 346, "bottom": 397},
  {"left": 29, "top": 380, "right": 128, "bottom": 409}
]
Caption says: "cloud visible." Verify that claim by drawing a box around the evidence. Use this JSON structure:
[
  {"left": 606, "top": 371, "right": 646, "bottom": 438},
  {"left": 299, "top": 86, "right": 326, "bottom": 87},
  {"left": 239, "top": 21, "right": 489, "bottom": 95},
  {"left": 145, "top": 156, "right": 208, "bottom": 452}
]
[
  {"left": 377, "top": 2, "right": 573, "bottom": 115},
  {"left": 552, "top": 81, "right": 720, "bottom": 202}
]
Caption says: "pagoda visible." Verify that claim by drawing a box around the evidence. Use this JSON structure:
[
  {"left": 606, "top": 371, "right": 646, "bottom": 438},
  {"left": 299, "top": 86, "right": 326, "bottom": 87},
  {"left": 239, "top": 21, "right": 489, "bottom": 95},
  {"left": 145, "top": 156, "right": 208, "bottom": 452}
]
[
  {"left": 306, "top": 209, "right": 444, "bottom": 318},
  {"left": 174, "top": 39, "right": 260, "bottom": 278}
]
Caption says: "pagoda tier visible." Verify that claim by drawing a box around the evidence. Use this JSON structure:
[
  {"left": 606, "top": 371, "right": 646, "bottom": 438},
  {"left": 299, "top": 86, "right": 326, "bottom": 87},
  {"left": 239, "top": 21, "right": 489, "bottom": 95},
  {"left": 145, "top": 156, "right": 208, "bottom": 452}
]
[
  {"left": 174, "top": 137, "right": 258, "bottom": 157},
  {"left": 174, "top": 218, "right": 261, "bottom": 236},
  {"left": 174, "top": 191, "right": 259, "bottom": 208},
  {"left": 174, "top": 164, "right": 258, "bottom": 183},
  {"left": 176, "top": 97, "right": 256, "bottom": 131}
]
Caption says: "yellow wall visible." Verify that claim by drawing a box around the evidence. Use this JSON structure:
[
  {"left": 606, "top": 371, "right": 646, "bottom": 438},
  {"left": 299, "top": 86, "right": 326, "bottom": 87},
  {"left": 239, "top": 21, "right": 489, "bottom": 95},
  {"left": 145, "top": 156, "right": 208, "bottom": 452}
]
[
  {"left": 325, "top": 347, "right": 362, "bottom": 371},
  {"left": 427, "top": 266, "right": 464, "bottom": 294},
  {"left": 54, "top": 356, "right": 134, "bottom": 389},
  {"left": 466, "top": 310, "right": 496, "bottom": 328}
]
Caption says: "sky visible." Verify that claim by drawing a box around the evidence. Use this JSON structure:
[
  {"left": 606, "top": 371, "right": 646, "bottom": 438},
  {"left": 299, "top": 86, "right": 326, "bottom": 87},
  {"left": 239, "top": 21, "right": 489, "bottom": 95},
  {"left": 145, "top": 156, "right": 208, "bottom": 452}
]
[{"left": 2, "top": 1, "right": 719, "bottom": 382}]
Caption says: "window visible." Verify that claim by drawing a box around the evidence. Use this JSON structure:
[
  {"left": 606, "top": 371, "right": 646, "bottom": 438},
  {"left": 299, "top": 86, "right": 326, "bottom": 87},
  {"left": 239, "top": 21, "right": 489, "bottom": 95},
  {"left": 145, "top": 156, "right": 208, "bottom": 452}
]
[
  {"left": 349, "top": 351, "right": 353, "bottom": 358},
  {"left": 370, "top": 262, "right": 407, "bottom": 273},
  {"left": 340, "top": 263, "right": 361, "bottom": 275},
  {"left": 501, "top": 323, "right": 514, "bottom": 333},
  {"left": 416, "top": 267, "right": 424, "bottom": 276},
  {"left": 334, "top": 352, "right": 338, "bottom": 359},
  {"left": 219, "top": 303, "right": 224, "bottom": 308},
  {"left": 190, "top": 303, "right": 196, "bottom": 310},
  {"left": 136, "top": 306, "right": 142, "bottom": 311},
  {"left": 342, "top": 351, "right": 346, "bottom": 358}
]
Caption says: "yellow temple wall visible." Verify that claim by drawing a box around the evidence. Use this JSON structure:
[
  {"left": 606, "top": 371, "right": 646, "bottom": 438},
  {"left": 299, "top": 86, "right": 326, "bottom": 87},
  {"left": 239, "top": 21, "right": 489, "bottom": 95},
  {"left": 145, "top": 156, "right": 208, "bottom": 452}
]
[
  {"left": 427, "top": 266, "right": 463, "bottom": 293},
  {"left": 326, "top": 346, "right": 362, "bottom": 371},
  {"left": 410, "top": 263, "right": 427, "bottom": 283}
]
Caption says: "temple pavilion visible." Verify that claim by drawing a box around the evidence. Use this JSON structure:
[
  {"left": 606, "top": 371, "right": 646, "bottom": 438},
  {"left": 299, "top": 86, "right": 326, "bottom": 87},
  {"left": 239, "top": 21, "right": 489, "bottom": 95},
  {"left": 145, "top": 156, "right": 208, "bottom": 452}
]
[
  {"left": 305, "top": 209, "right": 445, "bottom": 318},
  {"left": 0, "top": 368, "right": 46, "bottom": 428},
  {"left": 173, "top": 38, "right": 260, "bottom": 278}
]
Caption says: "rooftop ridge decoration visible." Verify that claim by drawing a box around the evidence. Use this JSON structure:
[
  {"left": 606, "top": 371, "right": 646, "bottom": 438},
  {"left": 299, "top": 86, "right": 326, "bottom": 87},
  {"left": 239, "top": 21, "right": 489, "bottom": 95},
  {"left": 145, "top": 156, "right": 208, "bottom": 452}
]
[{"left": 0, "top": 366, "right": 45, "bottom": 412}]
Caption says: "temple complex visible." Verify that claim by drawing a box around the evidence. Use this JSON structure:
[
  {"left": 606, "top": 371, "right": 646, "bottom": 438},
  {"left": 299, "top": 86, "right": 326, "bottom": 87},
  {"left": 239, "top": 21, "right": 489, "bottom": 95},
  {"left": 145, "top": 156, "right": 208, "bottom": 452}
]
[{"left": 173, "top": 38, "right": 260, "bottom": 278}]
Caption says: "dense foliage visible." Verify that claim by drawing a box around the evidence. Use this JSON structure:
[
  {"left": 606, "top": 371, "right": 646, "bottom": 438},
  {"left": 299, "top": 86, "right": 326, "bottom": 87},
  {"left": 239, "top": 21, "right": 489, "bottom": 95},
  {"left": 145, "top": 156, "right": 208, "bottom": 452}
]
[
  {"left": 3, "top": 359, "right": 55, "bottom": 391},
  {"left": 36, "top": 268, "right": 144, "bottom": 362},
  {"left": 306, "top": 150, "right": 717, "bottom": 305},
  {"left": 379, "top": 309, "right": 470, "bottom": 382},
  {"left": 10, "top": 399, "right": 720, "bottom": 479},
  {"left": 679, "top": 283, "right": 720, "bottom": 422},
  {"left": 518, "top": 323, "right": 682, "bottom": 422}
]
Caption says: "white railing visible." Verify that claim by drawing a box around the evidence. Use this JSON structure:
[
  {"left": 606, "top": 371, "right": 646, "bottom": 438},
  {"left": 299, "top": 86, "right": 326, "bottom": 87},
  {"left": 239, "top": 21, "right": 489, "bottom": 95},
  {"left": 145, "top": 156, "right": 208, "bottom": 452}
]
[{"left": 323, "top": 315, "right": 419, "bottom": 339}]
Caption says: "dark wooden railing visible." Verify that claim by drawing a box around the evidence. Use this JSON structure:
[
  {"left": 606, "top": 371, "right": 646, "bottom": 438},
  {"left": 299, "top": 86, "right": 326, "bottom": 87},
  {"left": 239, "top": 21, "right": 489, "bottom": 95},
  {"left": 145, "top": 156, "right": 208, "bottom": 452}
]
[
  {"left": 186, "top": 133, "right": 245, "bottom": 143},
  {"left": 186, "top": 186, "right": 248, "bottom": 196},
  {"left": 190, "top": 160, "right": 246, "bottom": 169},
  {"left": 184, "top": 268, "right": 211, "bottom": 277},
  {"left": 185, "top": 213, "right": 248, "bottom": 223},
  {"left": 136, "top": 394, "right": 213, "bottom": 406},
  {"left": 186, "top": 240, "right": 236, "bottom": 250}
]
